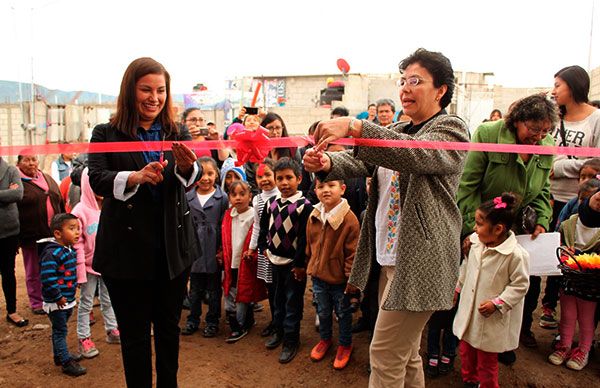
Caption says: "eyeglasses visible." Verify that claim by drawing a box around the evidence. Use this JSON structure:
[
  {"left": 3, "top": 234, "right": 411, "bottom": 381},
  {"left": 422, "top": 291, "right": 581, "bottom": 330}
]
[
  {"left": 397, "top": 76, "right": 429, "bottom": 88},
  {"left": 185, "top": 117, "right": 205, "bottom": 123},
  {"left": 266, "top": 125, "right": 283, "bottom": 132},
  {"left": 524, "top": 122, "right": 551, "bottom": 136}
]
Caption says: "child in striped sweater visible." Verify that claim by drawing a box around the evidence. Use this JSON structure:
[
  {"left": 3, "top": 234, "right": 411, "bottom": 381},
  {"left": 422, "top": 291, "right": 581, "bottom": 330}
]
[{"left": 39, "top": 213, "right": 85, "bottom": 377}]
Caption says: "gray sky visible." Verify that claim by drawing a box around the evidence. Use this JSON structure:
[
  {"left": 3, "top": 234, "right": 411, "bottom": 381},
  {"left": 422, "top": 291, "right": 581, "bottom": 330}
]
[{"left": 1, "top": 0, "right": 598, "bottom": 95}]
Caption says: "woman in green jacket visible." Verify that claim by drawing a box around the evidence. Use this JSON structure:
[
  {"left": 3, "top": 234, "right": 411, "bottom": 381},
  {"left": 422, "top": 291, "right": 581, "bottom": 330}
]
[{"left": 457, "top": 94, "right": 558, "bottom": 362}]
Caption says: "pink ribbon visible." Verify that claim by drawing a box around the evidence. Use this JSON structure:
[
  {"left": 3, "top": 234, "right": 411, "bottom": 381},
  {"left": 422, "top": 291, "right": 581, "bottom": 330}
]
[{"left": 2, "top": 136, "right": 600, "bottom": 158}]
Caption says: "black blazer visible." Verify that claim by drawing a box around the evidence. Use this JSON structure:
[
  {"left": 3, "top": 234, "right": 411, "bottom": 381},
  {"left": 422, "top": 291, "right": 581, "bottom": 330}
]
[{"left": 88, "top": 123, "right": 201, "bottom": 280}]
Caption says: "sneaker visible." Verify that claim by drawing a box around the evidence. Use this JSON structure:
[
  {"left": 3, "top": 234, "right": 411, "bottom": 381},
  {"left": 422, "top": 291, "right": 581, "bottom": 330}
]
[
  {"left": 106, "top": 329, "right": 121, "bottom": 344},
  {"left": 202, "top": 325, "right": 218, "bottom": 338},
  {"left": 181, "top": 324, "right": 198, "bottom": 336},
  {"left": 62, "top": 359, "right": 87, "bottom": 377},
  {"left": 89, "top": 312, "right": 96, "bottom": 326},
  {"left": 520, "top": 331, "right": 538, "bottom": 348},
  {"left": 548, "top": 345, "right": 570, "bottom": 366},
  {"left": 253, "top": 303, "right": 264, "bottom": 312},
  {"left": 225, "top": 329, "right": 248, "bottom": 343},
  {"left": 439, "top": 355, "right": 454, "bottom": 375},
  {"left": 310, "top": 339, "right": 332, "bottom": 362},
  {"left": 551, "top": 333, "right": 561, "bottom": 350},
  {"left": 566, "top": 348, "right": 589, "bottom": 370},
  {"left": 78, "top": 337, "right": 99, "bottom": 359},
  {"left": 279, "top": 341, "right": 299, "bottom": 364},
  {"left": 333, "top": 345, "right": 353, "bottom": 370},
  {"left": 425, "top": 357, "right": 439, "bottom": 377},
  {"left": 539, "top": 306, "right": 558, "bottom": 329}
]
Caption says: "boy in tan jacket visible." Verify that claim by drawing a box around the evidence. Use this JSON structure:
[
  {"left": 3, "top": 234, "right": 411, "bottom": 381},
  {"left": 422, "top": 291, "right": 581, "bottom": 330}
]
[{"left": 306, "top": 179, "right": 360, "bottom": 370}]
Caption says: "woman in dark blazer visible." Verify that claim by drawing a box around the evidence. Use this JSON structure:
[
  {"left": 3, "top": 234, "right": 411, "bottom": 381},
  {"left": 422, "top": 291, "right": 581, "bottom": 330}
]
[{"left": 88, "top": 57, "right": 200, "bottom": 388}]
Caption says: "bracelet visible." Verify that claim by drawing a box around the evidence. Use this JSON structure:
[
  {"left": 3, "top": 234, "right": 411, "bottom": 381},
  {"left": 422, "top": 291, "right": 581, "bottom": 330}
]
[{"left": 348, "top": 118, "right": 358, "bottom": 136}]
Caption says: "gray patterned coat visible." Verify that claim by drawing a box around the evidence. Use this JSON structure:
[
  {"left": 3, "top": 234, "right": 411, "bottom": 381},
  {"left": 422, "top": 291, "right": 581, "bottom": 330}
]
[{"left": 324, "top": 115, "right": 469, "bottom": 311}]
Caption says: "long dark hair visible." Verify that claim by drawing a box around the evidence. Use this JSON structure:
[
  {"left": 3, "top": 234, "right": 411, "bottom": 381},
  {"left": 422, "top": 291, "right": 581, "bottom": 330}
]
[
  {"left": 110, "top": 57, "right": 178, "bottom": 139},
  {"left": 261, "top": 112, "right": 296, "bottom": 160},
  {"left": 554, "top": 65, "right": 590, "bottom": 117}
]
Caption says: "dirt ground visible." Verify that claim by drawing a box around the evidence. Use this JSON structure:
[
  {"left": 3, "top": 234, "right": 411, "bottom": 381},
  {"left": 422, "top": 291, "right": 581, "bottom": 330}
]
[{"left": 1, "top": 254, "right": 599, "bottom": 388}]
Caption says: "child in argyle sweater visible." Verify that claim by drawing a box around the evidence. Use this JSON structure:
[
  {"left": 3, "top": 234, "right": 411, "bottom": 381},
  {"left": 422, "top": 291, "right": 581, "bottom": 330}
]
[{"left": 257, "top": 157, "right": 313, "bottom": 364}]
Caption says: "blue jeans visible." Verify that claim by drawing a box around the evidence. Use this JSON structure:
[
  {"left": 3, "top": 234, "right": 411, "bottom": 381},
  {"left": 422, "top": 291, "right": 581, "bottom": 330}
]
[
  {"left": 272, "top": 263, "right": 306, "bottom": 343},
  {"left": 426, "top": 307, "right": 458, "bottom": 358},
  {"left": 48, "top": 308, "right": 74, "bottom": 365},
  {"left": 187, "top": 272, "right": 222, "bottom": 328},
  {"left": 312, "top": 277, "right": 352, "bottom": 346}
]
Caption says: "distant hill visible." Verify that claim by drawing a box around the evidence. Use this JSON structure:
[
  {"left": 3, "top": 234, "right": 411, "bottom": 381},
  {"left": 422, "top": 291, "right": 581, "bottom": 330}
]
[
  {"left": 0, "top": 80, "right": 187, "bottom": 105},
  {"left": 0, "top": 80, "right": 116, "bottom": 105}
]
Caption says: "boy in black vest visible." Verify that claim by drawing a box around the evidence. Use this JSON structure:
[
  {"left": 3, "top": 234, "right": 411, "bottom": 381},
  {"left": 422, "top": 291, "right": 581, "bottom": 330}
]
[{"left": 257, "top": 158, "right": 312, "bottom": 363}]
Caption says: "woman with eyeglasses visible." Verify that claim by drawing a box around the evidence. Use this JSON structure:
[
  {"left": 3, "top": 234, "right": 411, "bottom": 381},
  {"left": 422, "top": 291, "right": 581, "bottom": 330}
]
[
  {"left": 261, "top": 112, "right": 300, "bottom": 162},
  {"left": 181, "top": 107, "right": 231, "bottom": 167},
  {"left": 304, "top": 48, "right": 469, "bottom": 387},
  {"left": 456, "top": 94, "right": 557, "bottom": 371},
  {"left": 241, "top": 112, "right": 301, "bottom": 194}
]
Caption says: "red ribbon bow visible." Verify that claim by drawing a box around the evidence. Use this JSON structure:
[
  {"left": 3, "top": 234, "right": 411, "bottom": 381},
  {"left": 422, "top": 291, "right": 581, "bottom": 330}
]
[{"left": 227, "top": 123, "right": 271, "bottom": 166}]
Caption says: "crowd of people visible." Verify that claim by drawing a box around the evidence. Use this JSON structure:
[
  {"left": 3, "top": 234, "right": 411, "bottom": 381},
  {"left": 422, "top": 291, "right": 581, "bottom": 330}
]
[{"left": 1, "top": 48, "right": 600, "bottom": 388}]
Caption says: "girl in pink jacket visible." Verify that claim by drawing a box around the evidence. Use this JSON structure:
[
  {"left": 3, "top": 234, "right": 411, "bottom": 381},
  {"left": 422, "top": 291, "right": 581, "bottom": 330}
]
[{"left": 72, "top": 167, "right": 120, "bottom": 358}]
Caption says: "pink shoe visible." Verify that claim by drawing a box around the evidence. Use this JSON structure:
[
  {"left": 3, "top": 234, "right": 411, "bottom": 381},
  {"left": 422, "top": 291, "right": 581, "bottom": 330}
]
[
  {"left": 106, "top": 329, "right": 121, "bottom": 344},
  {"left": 79, "top": 337, "right": 99, "bottom": 358}
]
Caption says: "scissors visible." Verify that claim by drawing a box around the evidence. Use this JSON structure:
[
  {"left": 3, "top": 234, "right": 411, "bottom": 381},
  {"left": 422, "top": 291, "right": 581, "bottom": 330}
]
[{"left": 159, "top": 133, "right": 165, "bottom": 163}]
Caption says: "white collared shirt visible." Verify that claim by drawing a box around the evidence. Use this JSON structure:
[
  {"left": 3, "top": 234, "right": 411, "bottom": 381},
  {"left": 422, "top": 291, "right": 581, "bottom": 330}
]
[
  {"left": 231, "top": 207, "right": 255, "bottom": 269},
  {"left": 314, "top": 198, "right": 346, "bottom": 225}
]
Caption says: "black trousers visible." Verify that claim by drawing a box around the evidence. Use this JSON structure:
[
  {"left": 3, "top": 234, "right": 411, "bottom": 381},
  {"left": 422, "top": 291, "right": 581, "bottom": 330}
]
[
  {"left": 104, "top": 269, "right": 189, "bottom": 388},
  {"left": 358, "top": 261, "right": 380, "bottom": 334},
  {"left": 521, "top": 275, "right": 542, "bottom": 334},
  {"left": 271, "top": 263, "right": 307, "bottom": 343},
  {"left": 0, "top": 235, "right": 19, "bottom": 314},
  {"left": 266, "top": 281, "right": 276, "bottom": 322},
  {"left": 542, "top": 200, "right": 568, "bottom": 310}
]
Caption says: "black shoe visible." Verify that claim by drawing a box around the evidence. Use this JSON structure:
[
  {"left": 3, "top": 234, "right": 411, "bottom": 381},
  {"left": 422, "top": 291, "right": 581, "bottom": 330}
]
[
  {"left": 265, "top": 331, "right": 283, "bottom": 349},
  {"left": 203, "top": 325, "right": 218, "bottom": 338},
  {"left": 6, "top": 314, "right": 29, "bottom": 328},
  {"left": 182, "top": 297, "right": 191, "bottom": 310},
  {"left": 225, "top": 329, "right": 248, "bottom": 343},
  {"left": 351, "top": 318, "right": 369, "bottom": 334},
  {"left": 32, "top": 308, "right": 46, "bottom": 315},
  {"left": 279, "top": 341, "right": 299, "bottom": 364},
  {"left": 61, "top": 360, "right": 87, "bottom": 377},
  {"left": 181, "top": 324, "right": 198, "bottom": 336},
  {"left": 520, "top": 331, "right": 538, "bottom": 348},
  {"left": 498, "top": 350, "right": 516, "bottom": 366},
  {"left": 439, "top": 355, "right": 455, "bottom": 375},
  {"left": 54, "top": 353, "right": 83, "bottom": 366},
  {"left": 425, "top": 357, "right": 439, "bottom": 378},
  {"left": 261, "top": 323, "right": 274, "bottom": 337}
]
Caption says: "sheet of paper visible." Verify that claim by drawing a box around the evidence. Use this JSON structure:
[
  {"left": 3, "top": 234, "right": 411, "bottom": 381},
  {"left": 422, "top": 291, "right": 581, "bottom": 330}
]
[{"left": 516, "top": 232, "right": 562, "bottom": 276}]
